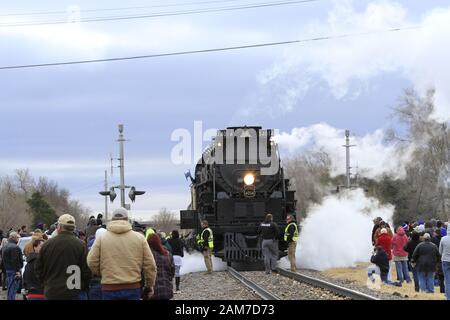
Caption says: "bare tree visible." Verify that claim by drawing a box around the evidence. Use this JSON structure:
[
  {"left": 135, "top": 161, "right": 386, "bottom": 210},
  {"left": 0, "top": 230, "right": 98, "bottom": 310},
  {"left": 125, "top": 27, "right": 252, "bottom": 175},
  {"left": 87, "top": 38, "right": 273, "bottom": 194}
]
[
  {"left": 151, "top": 208, "right": 179, "bottom": 233},
  {"left": 284, "top": 149, "right": 332, "bottom": 219},
  {"left": 0, "top": 170, "right": 92, "bottom": 231},
  {"left": 389, "top": 88, "right": 450, "bottom": 221}
]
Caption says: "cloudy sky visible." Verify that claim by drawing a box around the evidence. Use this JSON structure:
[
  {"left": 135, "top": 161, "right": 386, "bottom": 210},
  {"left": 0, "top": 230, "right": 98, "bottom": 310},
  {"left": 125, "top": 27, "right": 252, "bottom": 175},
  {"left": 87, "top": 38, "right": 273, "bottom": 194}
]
[{"left": 1, "top": 0, "right": 449, "bottom": 220}]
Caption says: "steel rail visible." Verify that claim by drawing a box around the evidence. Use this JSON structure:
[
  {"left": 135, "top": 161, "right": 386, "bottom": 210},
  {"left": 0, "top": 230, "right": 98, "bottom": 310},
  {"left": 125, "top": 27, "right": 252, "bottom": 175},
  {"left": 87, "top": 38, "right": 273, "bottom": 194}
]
[
  {"left": 228, "top": 267, "right": 281, "bottom": 300},
  {"left": 276, "top": 268, "right": 379, "bottom": 300}
]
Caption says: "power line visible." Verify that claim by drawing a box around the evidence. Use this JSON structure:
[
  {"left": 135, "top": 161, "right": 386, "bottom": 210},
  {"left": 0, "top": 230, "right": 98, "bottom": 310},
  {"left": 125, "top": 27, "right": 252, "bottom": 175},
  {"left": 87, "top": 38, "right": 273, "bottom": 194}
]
[
  {"left": 0, "top": 0, "right": 320, "bottom": 27},
  {"left": 0, "top": 0, "right": 263, "bottom": 17},
  {"left": 0, "top": 25, "right": 419, "bottom": 71},
  {"left": 70, "top": 180, "right": 104, "bottom": 194}
]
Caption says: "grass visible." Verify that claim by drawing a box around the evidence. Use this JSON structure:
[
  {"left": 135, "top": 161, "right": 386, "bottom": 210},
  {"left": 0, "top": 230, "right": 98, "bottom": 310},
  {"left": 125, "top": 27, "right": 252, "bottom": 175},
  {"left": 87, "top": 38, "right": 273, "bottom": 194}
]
[{"left": 321, "top": 262, "right": 446, "bottom": 300}]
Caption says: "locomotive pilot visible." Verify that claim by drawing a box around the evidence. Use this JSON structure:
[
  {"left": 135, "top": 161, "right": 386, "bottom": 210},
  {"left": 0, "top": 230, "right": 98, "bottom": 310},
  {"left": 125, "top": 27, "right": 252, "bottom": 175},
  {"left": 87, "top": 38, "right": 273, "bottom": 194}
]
[
  {"left": 197, "top": 220, "right": 214, "bottom": 274},
  {"left": 284, "top": 214, "right": 299, "bottom": 272}
]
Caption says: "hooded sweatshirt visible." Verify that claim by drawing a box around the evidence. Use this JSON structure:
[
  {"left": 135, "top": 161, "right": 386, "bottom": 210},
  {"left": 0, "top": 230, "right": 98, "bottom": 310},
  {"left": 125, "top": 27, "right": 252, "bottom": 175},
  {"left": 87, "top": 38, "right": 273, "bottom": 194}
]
[
  {"left": 87, "top": 219, "right": 157, "bottom": 291},
  {"left": 392, "top": 227, "right": 409, "bottom": 258},
  {"left": 439, "top": 225, "right": 450, "bottom": 263}
]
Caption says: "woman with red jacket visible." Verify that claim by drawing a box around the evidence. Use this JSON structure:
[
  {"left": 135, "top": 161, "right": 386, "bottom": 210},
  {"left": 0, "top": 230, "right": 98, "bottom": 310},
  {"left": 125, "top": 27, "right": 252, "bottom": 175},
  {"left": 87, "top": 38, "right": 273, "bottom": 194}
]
[
  {"left": 376, "top": 228, "right": 393, "bottom": 281},
  {"left": 392, "top": 227, "right": 412, "bottom": 284}
]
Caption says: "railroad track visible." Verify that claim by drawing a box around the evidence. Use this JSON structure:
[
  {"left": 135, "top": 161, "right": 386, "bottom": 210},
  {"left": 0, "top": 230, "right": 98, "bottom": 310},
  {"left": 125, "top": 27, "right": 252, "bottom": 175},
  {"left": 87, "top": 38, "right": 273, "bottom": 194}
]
[
  {"left": 227, "top": 267, "right": 280, "bottom": 300},
  {"left": 227, "top": 267, "right": 378, "bottom": 300},
  {"left": 275, "top": 268, "right": 379, "bottom": 300}
]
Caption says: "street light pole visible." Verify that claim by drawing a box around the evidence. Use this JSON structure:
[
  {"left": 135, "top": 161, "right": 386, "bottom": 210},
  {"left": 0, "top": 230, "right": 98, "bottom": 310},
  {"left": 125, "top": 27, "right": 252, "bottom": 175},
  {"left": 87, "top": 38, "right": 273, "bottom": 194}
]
[
  {"left": 118, "top": 124, "right": 126, "bottom": 208},
  {"left": 343, "top": 130, "right": 355, "bottom": 189}
]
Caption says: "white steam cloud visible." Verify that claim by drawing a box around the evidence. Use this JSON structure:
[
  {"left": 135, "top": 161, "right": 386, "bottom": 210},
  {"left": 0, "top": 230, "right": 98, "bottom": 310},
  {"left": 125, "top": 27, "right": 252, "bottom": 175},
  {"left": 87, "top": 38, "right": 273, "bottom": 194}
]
[
  {"left": 260, "top": 0, "right": 450, "bottom": 121},
  {"left": 275, "top": 122, "right": 414, "bottom": 179},
  {"left": 180, "top": 251, "right": 227, "bottom": 275},
  {"left": 281, "top": 189, "right": 394, "bottom": 270}
]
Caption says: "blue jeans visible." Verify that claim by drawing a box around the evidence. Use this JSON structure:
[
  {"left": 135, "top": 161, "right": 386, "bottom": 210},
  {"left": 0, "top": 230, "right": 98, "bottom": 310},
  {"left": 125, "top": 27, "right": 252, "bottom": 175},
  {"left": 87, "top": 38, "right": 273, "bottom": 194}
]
[
  {"left": 6, "top": 271, "right": 20, "bottom": 301},
  {"left": 418, "top": 271, "right": 435, "bottom": 293},
  {"left": 102, "top": 288, "right": 141, "bottom": 300},
  {"left": 395, "top": 260, "right": 411, "bottom": 283},
  {"left": 88, "top": 281, "right": 103, "bottom": 300},
  {"left": 443, "top": 261, "right": 450, "bottom": 300}
]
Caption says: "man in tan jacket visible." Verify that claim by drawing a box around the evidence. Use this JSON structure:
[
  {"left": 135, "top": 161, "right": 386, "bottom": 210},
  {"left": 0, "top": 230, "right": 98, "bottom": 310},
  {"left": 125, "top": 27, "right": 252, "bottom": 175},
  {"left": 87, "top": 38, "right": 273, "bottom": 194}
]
[{"left": 87, "top": 207, "right": 156, "bottom": 300}]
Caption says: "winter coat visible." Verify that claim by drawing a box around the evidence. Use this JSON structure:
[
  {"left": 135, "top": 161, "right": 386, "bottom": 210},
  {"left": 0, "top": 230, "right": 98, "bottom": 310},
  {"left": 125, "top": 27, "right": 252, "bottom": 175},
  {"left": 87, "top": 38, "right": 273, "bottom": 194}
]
[
  {"left": 371, "top": 250, "right": 389, "bottom": 273},
  {"left": 35, "top": 231, "right": 91, "bottom": 300},
  {"left": 392, "top": 227, "right": 409, "bottom": 258},
  {"left": 412, "top": 241, "right": 440, "bottom": 273},
  {"left": 404, "top": 238, "right": 421, "bottom": 261},
  {"left": 168, "top": 238, "right": 185, "bottom": 257},
  {"left": 257, "top": 222, "right": 280, "bottom": 240},
  {"left": 374, "top": 226, "right": 393, "bottom": 241},
  {"left": 1, "top": 239, "right": 23, "bottom": 272},
  {"left": 376, "top": 233, "right": 392, "bottom": 260},
  {"left": 149, "top": 249, "right": 175, "bottom": 300},
  {"left": 87, "top": 220, "right": 157, "bottom": 291},
  {"left": 431, "top": 235, "right": 442, "bottom": 247},
  {"left": 23, "top": 252, "right": 43, "bottom": 294}
]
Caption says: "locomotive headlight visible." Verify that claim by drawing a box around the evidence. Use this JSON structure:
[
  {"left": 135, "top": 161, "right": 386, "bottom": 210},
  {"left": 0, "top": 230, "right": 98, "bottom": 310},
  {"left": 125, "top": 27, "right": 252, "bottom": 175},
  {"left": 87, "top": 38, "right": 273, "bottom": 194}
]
[{"left": 244, "top": 173, "right": 255, "bottom": 186}]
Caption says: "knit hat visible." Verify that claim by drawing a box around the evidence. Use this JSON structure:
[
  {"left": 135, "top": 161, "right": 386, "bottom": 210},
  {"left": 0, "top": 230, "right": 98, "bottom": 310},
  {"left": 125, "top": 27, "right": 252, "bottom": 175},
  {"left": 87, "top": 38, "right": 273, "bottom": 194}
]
[
  {"left": 401, "top": 223, "right": 409, "bottom": 231},
  {"left": 423, "top": 233, "right": 431, "bottom": 240},
  {"left": 380, "top": 228, "right": 387, "bottom": 234}
]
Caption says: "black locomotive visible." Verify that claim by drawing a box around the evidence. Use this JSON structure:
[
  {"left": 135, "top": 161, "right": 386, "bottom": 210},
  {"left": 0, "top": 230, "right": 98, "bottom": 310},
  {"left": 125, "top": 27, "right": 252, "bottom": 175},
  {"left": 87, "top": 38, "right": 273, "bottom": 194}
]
[{"left": 180, "top": 126, "right": 296, "bottom": 267}]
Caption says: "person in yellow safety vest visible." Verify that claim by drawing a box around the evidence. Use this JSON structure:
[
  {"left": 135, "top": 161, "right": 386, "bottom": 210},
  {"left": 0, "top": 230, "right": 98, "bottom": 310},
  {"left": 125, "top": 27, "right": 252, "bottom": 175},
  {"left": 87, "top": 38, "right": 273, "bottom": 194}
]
[
  {"left": 145, "top": 227, "right": 155, "bottom": 239},
  {"left": 197, "top": 220, "right": 214, "bottom": 274},
  {"left": 284, "top": 214, "right": 299, "bottom": 272}
]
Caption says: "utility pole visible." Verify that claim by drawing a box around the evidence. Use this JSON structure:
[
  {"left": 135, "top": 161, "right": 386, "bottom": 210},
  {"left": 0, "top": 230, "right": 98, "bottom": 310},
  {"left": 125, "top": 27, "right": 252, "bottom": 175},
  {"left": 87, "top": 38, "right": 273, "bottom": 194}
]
[
  {"left": 118, "top": 124, "right": 126, "bottom": 208},
  {"left": 343, "top": 130, "right": 356, "bottom": 188},
  {"left": 104, "top": 170, "right": 108, "bottom": 221}
]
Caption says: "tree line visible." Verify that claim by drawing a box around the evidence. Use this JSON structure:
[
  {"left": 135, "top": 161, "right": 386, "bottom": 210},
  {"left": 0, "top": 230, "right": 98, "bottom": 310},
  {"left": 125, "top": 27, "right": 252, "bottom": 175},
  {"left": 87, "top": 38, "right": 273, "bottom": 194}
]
[{"left": 0, "top": 169, "right": 90, "bottom": 231}]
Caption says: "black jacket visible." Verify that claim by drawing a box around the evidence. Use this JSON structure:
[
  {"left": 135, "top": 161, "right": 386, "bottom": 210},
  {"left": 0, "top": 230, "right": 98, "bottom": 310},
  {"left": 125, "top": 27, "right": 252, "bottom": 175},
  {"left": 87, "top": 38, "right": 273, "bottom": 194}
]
[
  {"left": 23, "top": 252, "right": 43, "bottom": 294},
  {"left": 257, "top": 222, "right": 280, "bottom": 240},
  {"left": 200, "top": 228, "right": 212, "bottom": 251},
  {"left": 168, "top": 238, "right": 185, "bottom": 257},
  {"left": 404, "top": 239, "right": 421, "bottom": 261},
  {"left": 1, "top": 240, "right": 23, "bottom": 272},
  {"left": 370, "top": 250, "right": 389, "bottom": 273},
  {"left": 412, "top": 241, "right": 440, "bottom": 273},
  {"left": 35, "top": 231, "right": 91, "bottom": 300}
]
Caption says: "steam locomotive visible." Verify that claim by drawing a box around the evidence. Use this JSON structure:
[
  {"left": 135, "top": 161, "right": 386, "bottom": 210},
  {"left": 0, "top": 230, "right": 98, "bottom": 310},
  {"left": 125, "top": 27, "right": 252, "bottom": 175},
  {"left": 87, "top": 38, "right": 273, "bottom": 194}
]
[{"left": 180, "top": 126, "right": 296, "bottom": 268}]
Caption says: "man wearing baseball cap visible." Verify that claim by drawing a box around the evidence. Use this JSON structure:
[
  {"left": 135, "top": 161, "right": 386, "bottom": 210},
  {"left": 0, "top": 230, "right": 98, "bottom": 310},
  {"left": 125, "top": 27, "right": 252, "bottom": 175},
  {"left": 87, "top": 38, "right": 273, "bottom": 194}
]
[
  {"left": 35, "top": 214, "right": 91, "bottom": 300},
  {"left": 87, "top": 207, "right": 156, "bottom": 300}
]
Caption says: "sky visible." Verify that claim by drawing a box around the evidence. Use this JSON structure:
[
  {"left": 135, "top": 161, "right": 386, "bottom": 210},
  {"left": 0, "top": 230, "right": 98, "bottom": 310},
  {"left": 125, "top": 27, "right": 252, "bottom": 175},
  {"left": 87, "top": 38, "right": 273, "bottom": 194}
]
[{"left": 1, "top": 0, "right": 449, "bottom": 220}]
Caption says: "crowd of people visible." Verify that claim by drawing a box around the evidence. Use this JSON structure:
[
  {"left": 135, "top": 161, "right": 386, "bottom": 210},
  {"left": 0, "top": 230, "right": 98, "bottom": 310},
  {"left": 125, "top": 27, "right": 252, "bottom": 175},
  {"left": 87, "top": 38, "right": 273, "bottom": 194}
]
[
  {"left": 0, "top": 208, "right": 190, "bottom": 300},
  {"left": 369, "top": 217, "right": 450, "bottom": 300}
]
